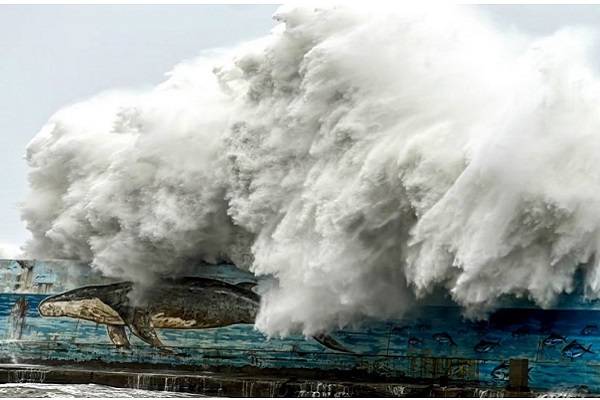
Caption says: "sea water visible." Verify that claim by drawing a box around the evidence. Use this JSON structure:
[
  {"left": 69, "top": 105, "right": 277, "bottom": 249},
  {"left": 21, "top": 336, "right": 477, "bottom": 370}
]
[{"left": 0, "top": 383, "right": 200, "bottom": 398}]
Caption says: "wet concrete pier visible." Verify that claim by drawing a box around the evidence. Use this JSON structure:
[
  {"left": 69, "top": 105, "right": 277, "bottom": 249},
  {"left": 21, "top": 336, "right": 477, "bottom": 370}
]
[{"left": 0, "top": 363, "right": 543, "bottom": 397}]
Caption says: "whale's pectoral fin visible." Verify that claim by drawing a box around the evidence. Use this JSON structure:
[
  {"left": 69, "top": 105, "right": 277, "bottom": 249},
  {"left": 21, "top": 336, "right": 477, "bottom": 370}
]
[
  {"left": 127, "top": 309, "right": 167, "bottom": 349},
  {"left": 312, "top": 334, "right": 355, "bottom": 354},
  {"left": 107, "top": 324, "right": 130, "bottom": 349}
]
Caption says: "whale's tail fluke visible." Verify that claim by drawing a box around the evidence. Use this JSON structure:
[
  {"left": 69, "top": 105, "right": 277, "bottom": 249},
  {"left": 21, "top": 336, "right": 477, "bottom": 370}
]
[{"left": 312, "top": 333, "right": 355, "bottom": 354}]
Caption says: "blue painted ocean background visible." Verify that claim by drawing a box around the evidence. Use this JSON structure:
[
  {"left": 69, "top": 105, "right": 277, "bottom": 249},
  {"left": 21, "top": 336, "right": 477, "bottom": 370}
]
[{"left": 1, "top": 259, "right": 600, "bottom": 392}]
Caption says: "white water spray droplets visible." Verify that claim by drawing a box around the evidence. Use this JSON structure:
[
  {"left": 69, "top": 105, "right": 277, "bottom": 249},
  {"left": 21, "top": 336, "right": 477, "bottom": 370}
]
[{"left": 22, "top": 4, "right": 600, "bottom": 336}]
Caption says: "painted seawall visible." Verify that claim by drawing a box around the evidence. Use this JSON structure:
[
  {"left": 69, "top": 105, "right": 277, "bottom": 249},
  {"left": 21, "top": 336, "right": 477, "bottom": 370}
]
[{"left": 0, "top": 259, "right": 598, "bottom": 394}]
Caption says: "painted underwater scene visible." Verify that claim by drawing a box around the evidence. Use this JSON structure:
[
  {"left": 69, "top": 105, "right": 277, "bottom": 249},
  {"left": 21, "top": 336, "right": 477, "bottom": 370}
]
[{"left": 1, "top": 259, "right": 600, "bottom": 393}]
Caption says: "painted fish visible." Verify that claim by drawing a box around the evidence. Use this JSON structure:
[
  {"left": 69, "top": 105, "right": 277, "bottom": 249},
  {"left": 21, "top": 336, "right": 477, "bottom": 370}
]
[
  {"left": 543, "top": 332, "right": 567, "bottom": 347},
  {"left": 562, "top": 340, "right": 594, "bottom": 360},
  {"left": 408, "top": 336, "right": 423, "bottom": 346},
  {"left": 474, "top": 339, "right": 500, "bottom": 353},
  {"left": 490, "top": 361, "right": 509, "bottom": 381},
  {"left": 491, "top": 361, "right": 532, "bottom": 381},
  {"left": 432, "top": 332, "right": 457, "bottom": 346},
  {"left": 580, "top": 324, "right": 598, "bottom": 336}
]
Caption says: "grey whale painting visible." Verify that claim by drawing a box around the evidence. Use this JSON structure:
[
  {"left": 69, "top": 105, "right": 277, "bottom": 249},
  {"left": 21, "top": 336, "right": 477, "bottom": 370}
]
[
  {"left": 2, "top": 258, "right": 600, "bottom": 394},
  {"left": 37, "top": 277, "right": 352, "bottom": 353}
]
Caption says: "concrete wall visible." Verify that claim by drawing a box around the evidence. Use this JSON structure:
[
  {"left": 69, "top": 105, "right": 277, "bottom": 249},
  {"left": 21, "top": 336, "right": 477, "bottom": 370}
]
[{"left": 0, "top": 259, "right": 597, "bottom": 393}]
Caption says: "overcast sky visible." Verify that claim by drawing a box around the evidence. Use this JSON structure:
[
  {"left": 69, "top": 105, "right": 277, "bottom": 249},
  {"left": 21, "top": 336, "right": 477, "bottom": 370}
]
[{"left": 2, "top": 4, "right": 600, "bottom": 254}]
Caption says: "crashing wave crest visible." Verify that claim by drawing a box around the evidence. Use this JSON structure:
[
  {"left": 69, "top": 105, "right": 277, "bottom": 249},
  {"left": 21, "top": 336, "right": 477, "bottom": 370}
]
[{"left": 22, "top": 5, "right": 600, "bottom": 336}]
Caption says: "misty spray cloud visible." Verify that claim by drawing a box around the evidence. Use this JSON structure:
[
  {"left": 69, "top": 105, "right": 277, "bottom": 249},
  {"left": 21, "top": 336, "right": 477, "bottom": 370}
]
[{"left": 22, "top": 5, "right": 600, "bottom": 336}]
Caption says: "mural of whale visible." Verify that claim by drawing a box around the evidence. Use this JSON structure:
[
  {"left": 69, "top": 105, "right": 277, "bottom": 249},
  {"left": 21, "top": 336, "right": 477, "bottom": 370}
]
[{"left": 37, "top": 277, "right": 353, "bottom": 353}]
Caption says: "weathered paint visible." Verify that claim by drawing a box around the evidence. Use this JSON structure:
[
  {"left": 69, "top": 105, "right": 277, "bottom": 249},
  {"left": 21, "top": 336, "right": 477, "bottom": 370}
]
[{"left": 0, "top": 259, "right": 599, "bottom": 393}]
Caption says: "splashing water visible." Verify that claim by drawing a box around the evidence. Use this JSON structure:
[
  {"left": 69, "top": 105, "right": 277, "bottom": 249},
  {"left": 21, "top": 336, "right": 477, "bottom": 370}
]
[
  {"left": 21, "top": 4, "right": 600, "bottom": 337},
  {"left": 0, "top": 383, "right": 200, "bottom": 398}
]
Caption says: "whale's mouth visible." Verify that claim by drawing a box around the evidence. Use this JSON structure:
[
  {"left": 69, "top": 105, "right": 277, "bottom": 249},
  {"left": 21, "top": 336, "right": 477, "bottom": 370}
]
[{"left": 39, "top": 298, "right": 124, "bottom": 325}]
